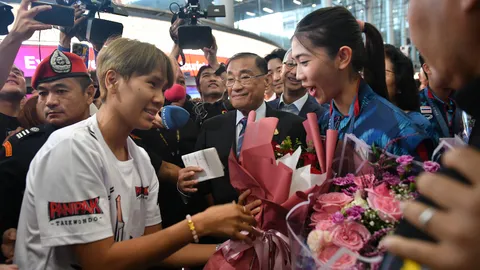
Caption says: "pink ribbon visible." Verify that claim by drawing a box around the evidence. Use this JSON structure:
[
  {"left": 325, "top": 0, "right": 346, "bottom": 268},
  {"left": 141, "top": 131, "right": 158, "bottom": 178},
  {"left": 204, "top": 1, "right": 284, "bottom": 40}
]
[{"left": 220, "top": 228, "right": 291, "bottom": 270}]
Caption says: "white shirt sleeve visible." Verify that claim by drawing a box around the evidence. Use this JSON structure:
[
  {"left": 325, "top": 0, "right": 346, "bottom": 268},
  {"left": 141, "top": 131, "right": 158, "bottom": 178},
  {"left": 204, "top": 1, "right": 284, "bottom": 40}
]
[
  {"left": 145, "top": 171, "right": 162, "bottom": 227},
  {"left": 32, "top": 134, "right": 113, "bottom": 247}
]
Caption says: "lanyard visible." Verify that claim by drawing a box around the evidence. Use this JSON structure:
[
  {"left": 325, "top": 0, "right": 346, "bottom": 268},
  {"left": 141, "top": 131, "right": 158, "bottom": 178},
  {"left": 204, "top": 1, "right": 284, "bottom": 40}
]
[
  {"left": 423, "top": 88, "right": 454, "bottom": 137},
  {"left": 159, "top": 130, "right": 180, "bottom": 157},
  {"left": 328, "top": 80, "right": 361, "bottom": 135}
]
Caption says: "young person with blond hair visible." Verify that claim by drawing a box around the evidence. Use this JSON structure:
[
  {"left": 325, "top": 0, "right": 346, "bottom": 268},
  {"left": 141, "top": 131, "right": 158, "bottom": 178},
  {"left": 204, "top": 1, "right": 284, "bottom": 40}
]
[{"left": 14, "top": 38, "right": 256, "bottom": 270}]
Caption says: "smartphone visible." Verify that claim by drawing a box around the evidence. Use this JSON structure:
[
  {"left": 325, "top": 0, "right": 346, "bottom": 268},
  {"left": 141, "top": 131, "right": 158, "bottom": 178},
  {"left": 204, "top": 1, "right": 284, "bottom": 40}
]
[{"left": 31, "top": 2, "right": 74, "bottom": 27}]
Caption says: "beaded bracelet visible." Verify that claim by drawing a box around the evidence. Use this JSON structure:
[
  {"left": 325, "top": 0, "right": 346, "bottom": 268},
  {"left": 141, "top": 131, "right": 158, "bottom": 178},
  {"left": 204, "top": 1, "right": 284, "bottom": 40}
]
[{"left": 186, "top": 214, "right": 199, "bottom": 243}]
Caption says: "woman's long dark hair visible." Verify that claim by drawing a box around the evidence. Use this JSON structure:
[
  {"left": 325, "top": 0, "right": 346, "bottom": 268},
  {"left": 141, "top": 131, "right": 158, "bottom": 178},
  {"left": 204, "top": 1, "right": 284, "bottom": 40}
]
[
  {"left": 294, "top": 7, "right": 388, "bottom": 100},
  {"left": 18, "top": 95, "right": 44, "bottom": 129},
  {"left": 384, "top": 44, "right": 420, "bottom": 111}
]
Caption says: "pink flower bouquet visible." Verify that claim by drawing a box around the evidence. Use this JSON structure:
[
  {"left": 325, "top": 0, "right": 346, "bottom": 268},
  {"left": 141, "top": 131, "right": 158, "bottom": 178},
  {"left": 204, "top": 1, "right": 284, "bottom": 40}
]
[
  {"left": 286, "top": 134, "right": 441, "bottom": 269},
  {"left": 205, "top": 112, "right": 338, "bottom": 270}
]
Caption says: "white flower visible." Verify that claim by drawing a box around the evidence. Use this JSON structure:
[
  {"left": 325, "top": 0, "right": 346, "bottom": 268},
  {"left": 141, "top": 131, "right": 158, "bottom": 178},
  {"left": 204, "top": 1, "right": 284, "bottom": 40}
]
[{"left": 307, "top": 230, "right": 332, "bottom": 253}]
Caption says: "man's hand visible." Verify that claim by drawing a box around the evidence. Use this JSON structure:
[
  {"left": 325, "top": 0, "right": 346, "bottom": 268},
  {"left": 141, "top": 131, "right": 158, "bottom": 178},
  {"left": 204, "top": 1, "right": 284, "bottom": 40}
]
[
  {"left": 9, "top": 0, "right": 52, "bottom": 42},
  {"left": 177, "top": 166, "right": 203, "bottom": 194},
  {"left": 1, "top": 228, "right": 16, "bottom": 264},
  {"left": 202, "top": 35, "right": 219, "bottom": 70},
  {"left": 169, "top": 18, "right": 185, "bottom": 43},
  {"left": 238, "top": 190, "right": 262, "bottom": 216},
  {"left": 152, "top": 113, "right": 165, "bottom": 129},
  {"left": 59, "top": 4, "right": 87, "bottom": 48},
  {"left": 383, "top": 147, "right": 480, "bottom": 270}
]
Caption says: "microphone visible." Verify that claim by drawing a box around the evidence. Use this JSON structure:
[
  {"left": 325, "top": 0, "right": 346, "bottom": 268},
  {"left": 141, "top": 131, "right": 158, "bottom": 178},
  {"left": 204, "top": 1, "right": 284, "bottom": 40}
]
[{"left": 160, "top": 105, "right": 190, "bottom": 130}]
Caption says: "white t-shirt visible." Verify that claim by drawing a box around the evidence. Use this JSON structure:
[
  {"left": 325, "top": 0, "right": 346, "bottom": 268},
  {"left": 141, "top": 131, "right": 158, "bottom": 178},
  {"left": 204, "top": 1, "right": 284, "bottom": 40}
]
[{"left": 13, "top": 115, "right": 162, "bottom": 270}]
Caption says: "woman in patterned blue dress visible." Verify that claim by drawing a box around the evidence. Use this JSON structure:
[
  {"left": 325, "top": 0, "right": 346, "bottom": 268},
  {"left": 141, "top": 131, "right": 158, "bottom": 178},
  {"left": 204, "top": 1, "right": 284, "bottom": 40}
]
[
  {"left": 291, "top": 7, "right": 433, "bottom": 159},
  {"left": 384, "top": 44, "right": 438, "bottom": 145}
]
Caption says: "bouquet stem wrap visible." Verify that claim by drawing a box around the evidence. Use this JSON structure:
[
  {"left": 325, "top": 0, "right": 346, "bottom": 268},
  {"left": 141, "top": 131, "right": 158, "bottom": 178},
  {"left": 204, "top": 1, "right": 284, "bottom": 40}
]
[{"left": 205, "top": 111, "right": 322, "bottom": 270}]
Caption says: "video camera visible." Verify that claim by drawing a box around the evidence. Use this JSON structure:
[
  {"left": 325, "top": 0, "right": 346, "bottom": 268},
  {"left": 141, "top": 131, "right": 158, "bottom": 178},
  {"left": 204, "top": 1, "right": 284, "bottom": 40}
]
[
  {"left": 56, "top": 0, "right": 127, "bottom": 45},
  {"left": 170, "top": 0, "right": 226, "bottom": 50}
]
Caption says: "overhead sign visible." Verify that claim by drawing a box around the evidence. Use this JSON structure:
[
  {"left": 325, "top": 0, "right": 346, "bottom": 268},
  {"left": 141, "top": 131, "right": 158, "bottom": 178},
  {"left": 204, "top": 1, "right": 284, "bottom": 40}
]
[{"left": 14, "top": 45, "right": 228, "bottom": 77}]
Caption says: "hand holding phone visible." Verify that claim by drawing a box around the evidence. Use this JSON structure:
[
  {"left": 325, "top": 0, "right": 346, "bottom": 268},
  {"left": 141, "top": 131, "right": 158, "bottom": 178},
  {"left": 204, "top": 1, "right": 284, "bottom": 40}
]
[
  {"left": 9, "top": 0, "right": 53, "bottom": 42},
  {"left": 31, "top": 1, "right": 74, "bottom": 27}
]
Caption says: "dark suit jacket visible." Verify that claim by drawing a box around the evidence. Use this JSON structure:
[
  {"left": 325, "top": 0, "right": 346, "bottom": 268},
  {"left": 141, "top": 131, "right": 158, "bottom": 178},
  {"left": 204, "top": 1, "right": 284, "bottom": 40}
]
[
  {"left": 268, "top": 94, "right": 327, "bottom": 119},
  {"left": 194, "top": 105, "right": 307, "bottom": 205}
]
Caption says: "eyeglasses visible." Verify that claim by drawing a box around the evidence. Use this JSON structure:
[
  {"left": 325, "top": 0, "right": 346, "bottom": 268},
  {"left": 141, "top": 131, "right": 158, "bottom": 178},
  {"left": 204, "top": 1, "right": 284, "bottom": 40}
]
[
  {"left": 283, "top": 61, "right": 297, "bottom": 70},
  {"left": 385, "top": 69, "right": 395, "bottom": 74},
  {"left": 225, "top": 73, "right": 266, "bottom": 87}
]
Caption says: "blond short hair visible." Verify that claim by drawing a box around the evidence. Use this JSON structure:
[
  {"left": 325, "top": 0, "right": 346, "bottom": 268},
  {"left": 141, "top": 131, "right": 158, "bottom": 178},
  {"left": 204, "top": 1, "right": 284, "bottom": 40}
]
[{"left": 96, "top": 38, "right": 174, "bottom": 102}]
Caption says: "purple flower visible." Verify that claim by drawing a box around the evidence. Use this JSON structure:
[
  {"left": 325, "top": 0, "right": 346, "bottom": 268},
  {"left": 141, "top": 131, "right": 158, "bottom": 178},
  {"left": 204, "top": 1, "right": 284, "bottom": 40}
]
[
  {"left": 423, "top": 161, "right": 440, "bottom": 173},
  {"left": 404, "top": 175, "right": 416, "bottom": 183},
  {"left": 396, "top": 155, "right": 414, "bottom": 166},
  {"left": 396, "top": 165, "right": 406, "bottom": 175},
  {"left": 383, "top": 172, "right": 400, "bottom": 186},
  {"left": 331, "top": 211, "right": 345, "bottom": 224},
  {"left": 333, "top": 174, "right": 355, "bottom": 186},
  {"left": 342, "top": 186, "right": 359, "bottom": 196},
  {"left": 346, "top": 206, "right": 365, "bottom": 221}
]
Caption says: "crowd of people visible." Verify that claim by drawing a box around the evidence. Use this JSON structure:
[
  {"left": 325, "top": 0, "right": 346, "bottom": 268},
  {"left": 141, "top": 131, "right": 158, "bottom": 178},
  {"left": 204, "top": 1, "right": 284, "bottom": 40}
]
[{"left": 0, "top": 0, "right": 479, "bottom": 269}]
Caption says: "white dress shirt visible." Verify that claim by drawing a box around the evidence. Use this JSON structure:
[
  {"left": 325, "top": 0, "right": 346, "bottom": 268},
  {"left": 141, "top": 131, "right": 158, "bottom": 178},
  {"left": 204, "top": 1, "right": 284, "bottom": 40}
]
[
  {"left": 278, "top": 92, "right": 310, "bottom": 115},
  {"left": 264, "top": 92, "right": 277, "bottom": 102}
]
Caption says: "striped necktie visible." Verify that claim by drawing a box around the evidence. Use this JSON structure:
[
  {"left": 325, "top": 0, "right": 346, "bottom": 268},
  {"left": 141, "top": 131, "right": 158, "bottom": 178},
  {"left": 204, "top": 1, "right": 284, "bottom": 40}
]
[{"left": 236, "top": 117, "right": 247, "bottom": 157}]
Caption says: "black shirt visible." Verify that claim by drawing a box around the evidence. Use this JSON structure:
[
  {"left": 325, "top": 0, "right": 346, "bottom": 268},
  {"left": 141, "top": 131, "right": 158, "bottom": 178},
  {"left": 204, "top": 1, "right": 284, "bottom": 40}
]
[
  {"left": 0, "top": 124, "right": 58, "bottom": 263},
  {"left": 0, "top": 112, "right": 19, "bottom": 143},
  {"left": 381, "top": 77, "right": 480, "bottom": 269}
]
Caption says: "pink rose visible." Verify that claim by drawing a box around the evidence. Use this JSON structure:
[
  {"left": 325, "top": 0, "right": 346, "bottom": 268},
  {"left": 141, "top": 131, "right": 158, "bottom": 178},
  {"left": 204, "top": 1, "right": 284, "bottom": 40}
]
[
  {"left": 371, "top": 183, "right": 391, "bottom": 197},
  {"left": 318, "top": 245, "right": 358, "bottom": 270},
  {"left": 311, "top": 211, "right": 336, "bottom": 231},
  {"left": 423, "top": 161, "right": 440, "bottom": 173},
  {"left": 353, "top": 174, "right": 376, "bottom": 189},
  {"left": 315, "top": 193, "right": 353, "bottom": 214},
  {"left": 366, "top": 190, "right": 402, "bottom": 222},
  {"left": 330, "top": 221, "right": 371, "bottom": 251}
]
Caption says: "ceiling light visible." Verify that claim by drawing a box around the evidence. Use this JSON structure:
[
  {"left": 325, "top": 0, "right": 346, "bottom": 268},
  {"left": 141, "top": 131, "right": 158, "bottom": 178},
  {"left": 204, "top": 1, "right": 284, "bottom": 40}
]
[
  {"left": 246, "top": 11, "right": 255, "bottom": 16},
  {"left": 312, "top": 3, "right": 316, "bottom": 7},
  {"left": 348, "top": 5, "right": 352, "bottom": 9},
  {"left": 360, "top": 9, "right": 364, "bottom": 13},
  {"left": 262, "top": 7, "right": 273, "bottom": 13},
  {"left": 293, "top": 0, "right": 301, "bottom": 5},
  {"left": 235, "top": 0, "right": 243, "bottom": 2}
]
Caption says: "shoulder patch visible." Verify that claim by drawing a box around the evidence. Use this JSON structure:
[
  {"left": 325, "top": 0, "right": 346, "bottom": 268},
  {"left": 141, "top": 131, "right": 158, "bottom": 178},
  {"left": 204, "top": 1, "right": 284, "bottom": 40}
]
[
  {"left": 14, "top": 127, "right": 45, "bottom": 140},
  {"left": 2, "top": 141, "right": 12, "bottom": 157},
  {"left": 87, "top": 126, "right": 97, "bottom": 140}
]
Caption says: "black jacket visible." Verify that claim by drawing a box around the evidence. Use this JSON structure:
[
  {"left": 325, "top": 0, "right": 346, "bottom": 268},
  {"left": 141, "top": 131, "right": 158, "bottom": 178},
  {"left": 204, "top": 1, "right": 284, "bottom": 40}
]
[{"left": 194, "top": 104, "right": 307, "bottom": 205}]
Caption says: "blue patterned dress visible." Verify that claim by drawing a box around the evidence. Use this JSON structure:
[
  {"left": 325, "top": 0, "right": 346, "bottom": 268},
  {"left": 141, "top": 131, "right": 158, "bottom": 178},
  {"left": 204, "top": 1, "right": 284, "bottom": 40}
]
[{"left": 319, "top": 80, "right": 433, "bottom": 158}]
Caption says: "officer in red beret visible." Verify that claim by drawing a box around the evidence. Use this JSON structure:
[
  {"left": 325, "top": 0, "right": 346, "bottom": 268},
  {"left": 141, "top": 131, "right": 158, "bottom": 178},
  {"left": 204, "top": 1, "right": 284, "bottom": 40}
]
[{"left": 0, "top": 49, "right": 95, "bottom": 261}]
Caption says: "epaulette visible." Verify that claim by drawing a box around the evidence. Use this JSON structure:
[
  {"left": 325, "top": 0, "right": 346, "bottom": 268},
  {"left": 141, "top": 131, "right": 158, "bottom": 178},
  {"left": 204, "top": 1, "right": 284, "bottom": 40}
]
[
  {"left": 13, "top": 126, "right": 44, "bottom": 140},
  {"left": 2, "top": 127, "right": 43, "bottom": 158}
]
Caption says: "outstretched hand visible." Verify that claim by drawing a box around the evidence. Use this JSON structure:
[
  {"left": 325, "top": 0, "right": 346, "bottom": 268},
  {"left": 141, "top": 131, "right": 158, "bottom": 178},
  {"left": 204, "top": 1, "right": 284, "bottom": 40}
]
[{"left": 10, "top": 0, "right": 52, "bottom": 42}]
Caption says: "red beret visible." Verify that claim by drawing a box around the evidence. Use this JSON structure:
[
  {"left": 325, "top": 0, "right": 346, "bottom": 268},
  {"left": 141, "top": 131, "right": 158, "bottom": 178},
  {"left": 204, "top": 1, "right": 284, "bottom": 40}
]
[
  {"left": 164, "top": 84, "right": 186, "bottom": 102},
  {"left": 31, "top": 50, "right": 90, "bottom": 89}
]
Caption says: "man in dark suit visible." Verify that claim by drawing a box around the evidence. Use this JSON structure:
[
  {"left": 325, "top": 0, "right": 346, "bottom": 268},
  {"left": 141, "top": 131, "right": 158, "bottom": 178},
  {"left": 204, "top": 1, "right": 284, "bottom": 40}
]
[
  {"left": 268, "top": 48, "right": 327, "bottom": 119},
  {"left": 178, "top": 53, "right": 306, "bottom": 206}
]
